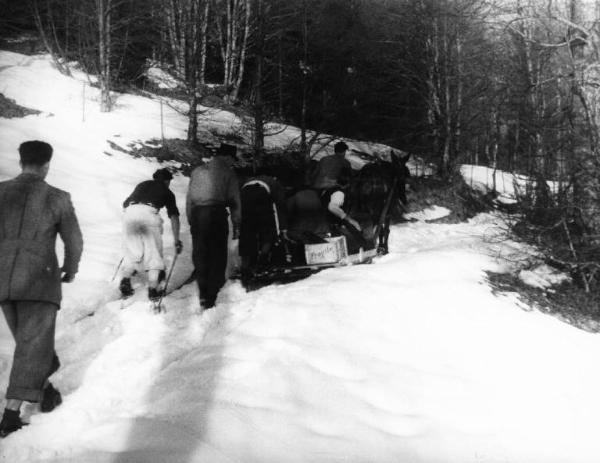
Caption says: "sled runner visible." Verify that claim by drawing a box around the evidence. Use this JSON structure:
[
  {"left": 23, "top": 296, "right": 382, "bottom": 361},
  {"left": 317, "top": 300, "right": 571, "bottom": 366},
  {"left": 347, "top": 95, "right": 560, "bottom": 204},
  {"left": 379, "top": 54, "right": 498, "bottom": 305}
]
[
  {"left": 246, "top": 247, "right": 378, "bottom": 288},
  {"left": 240, "top": 232, "right": 378, "bottom": 290}
]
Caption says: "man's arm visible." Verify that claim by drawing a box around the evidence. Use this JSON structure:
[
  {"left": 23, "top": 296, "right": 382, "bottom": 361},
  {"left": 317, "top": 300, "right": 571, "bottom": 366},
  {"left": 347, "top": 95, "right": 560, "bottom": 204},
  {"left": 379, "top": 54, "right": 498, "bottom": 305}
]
[
  {"left": 185, "top": 185, "right": 193, "bottom": 225},
  {"left": 58, "top": 193, "right": 83, "bottom": 282},
  {"left": 164, "top": 189, "right": 182, "bottom": 253},
  {"left": 170, "top": 214, "right": 182, "bottom": 253},
  {"left": 227, "top": 172, "right": 241, "bottom": 238},
  {"left": 271, "top": 179, "right": 288, "bottom": 233},
  {"left": 328, "top": 191, "right": 361, "bottom": 231}
]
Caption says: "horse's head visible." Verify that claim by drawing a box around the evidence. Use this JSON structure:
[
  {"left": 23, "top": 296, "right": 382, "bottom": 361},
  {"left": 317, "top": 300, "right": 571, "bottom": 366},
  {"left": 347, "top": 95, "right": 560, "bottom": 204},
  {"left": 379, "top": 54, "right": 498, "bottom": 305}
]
[
  {"left": 388, "top": 150, "right": 411, "bottom": 205},
  {"left": 389, "top": 150, "right": 411, "bottom": 183}
]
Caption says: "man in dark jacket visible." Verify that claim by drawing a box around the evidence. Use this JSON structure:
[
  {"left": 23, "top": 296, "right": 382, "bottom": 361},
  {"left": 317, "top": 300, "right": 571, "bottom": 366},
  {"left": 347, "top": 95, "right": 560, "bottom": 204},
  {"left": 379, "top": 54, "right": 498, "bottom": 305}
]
[
  {"left": 239, "top": 173, "right": 288, "bottom": 284},
  {"left": 119, "top": 168, "right": 182, "bottom": 301},
  {"left": 310, "top": 141, "right": 352, "bottom": 190},
  {"left": 186, "top": 144, "right": 241, "bottom": 310},
  {"left": 0, "top": 140, "right": 83, "bottom": 437}
]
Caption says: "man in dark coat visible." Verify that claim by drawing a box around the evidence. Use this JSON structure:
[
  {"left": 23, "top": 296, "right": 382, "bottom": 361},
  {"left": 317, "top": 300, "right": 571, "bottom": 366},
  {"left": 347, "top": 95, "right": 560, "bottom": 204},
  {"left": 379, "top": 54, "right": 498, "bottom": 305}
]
[
  {"left": 186, "top": 143, "right": 241, "bottom": 310},
  {"left": 239, "top": 173, "right": 288, "bottom": 284},
  {"left": 309, "top": 141, "right": 352, "bottom": 190},
  {"left": 0, "top": 140, "right": 83, "bottom": 437}
]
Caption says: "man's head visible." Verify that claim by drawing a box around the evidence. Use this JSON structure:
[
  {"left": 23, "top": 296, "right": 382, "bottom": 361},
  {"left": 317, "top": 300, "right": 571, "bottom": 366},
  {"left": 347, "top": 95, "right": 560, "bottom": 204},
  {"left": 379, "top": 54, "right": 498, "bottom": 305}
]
[
  {"left": 334, "top": 141, "right": 349, "bottom": 156},
  {"left": 153, "top": 168, "right": 173, "bottom": 185},
  {"left": 215, "top": 143, "right": 237, "bottom": 166},
  {"left": 19, "top": 140, "right": 53, "bottom": 178},
  {"left": 216, "top": 143, "right": 237, "bottom": 158}
]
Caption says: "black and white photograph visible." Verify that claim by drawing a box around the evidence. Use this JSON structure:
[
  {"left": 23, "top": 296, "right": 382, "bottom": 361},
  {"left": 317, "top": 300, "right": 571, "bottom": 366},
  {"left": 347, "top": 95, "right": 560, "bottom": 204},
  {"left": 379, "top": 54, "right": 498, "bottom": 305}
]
[{"left": 1, "top": 0, "right": 600, "bottom": 461}]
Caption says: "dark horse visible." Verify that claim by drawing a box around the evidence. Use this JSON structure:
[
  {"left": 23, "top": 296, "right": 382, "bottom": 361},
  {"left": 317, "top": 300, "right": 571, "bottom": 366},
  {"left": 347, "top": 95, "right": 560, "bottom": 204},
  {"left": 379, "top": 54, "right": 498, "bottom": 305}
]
[{"left": 348, "top": 150, "right": 411, "bottom": 254}]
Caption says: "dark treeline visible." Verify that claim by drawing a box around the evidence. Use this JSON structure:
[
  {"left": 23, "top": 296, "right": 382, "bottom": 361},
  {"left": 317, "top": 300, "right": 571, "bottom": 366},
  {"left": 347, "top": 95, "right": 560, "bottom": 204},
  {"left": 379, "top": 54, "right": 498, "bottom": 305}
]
[
  {"left": 2, "top": 0, "right": 600, "bottom": 286},
  {"left": 2, "top": 1, "right": 600, "bottom": 228}
]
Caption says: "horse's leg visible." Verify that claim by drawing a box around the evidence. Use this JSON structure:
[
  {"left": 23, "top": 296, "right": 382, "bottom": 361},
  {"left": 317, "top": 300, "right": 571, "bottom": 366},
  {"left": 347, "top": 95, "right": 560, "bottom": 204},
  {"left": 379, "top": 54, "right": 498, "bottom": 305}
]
[
  {"left": 377, "top": 216, "right": 390, "bottom": 255},
  {"left": 382, "top": 215, "right": 391, "bottom": 254}
]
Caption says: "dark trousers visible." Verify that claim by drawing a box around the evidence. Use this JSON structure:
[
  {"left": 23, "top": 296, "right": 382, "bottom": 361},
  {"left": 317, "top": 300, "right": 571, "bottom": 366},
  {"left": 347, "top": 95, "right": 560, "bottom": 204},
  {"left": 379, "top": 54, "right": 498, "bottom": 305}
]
[
  {"left": 240, "top": 185, "right": 277, "bottom": 269},
  {"left": 1, "top": 301, "right": 59, "bottom": 402},
  {"left": 190, "top": 205, "right": 229, "bottom": 305}
]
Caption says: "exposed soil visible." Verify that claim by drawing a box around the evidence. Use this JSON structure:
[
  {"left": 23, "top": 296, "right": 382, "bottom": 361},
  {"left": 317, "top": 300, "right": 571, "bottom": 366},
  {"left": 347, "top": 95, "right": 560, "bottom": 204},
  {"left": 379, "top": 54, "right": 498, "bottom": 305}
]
[
  {"left": 486, "top": 271, "right": 600, "bottom": 333},
  {"left": 0, "top": 93, "right": 41, "bottom": 118},
  {"left": 403, "top": 172, "right": 495, "bottom": 224}
]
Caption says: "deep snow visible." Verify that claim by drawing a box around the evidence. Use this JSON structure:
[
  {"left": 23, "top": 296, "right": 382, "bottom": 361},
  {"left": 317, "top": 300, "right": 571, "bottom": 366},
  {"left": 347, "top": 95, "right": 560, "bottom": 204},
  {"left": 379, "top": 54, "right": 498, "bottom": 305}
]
[{"left": 1, "top": 51, "right": 598, "bottom": 463}]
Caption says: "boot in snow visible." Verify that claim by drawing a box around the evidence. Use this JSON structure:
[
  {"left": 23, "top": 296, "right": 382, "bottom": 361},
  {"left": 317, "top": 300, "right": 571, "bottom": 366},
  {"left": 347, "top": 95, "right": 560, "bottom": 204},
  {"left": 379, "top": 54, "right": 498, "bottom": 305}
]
[
  {"left": 40, "top": 382, "right": 62, "bottom": 413},
  {"left": 119, "top": 277, "right": 134, "bottom": 298},
  {"left": 148, "top": 287, "right": 164, "bottom": 302},
  {"left": 0, "top": 409, "right": 23, "bottom": 438}
]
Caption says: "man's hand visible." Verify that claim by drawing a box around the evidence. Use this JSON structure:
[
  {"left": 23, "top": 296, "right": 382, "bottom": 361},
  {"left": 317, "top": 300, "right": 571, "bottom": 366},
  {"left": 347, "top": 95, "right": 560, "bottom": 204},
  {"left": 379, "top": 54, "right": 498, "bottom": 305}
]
[
  {"left": 61, "top": 270, "right": 75, "bottom": 283},
  {"left": 175, "top": 240, "right": 183, "bottom": 254},
  {"left": 232, "top": 226, "right": 240, "bottom": 240}
]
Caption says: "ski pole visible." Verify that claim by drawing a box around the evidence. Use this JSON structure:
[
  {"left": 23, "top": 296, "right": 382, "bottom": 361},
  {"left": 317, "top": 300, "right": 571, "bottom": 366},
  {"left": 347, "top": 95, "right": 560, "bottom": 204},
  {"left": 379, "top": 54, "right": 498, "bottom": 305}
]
[
  {"left": 157, "top": 253, "right": 178, "bottom": 308},
  {"left": 111, "top": 257, "right": 124, "bottom": 281}
]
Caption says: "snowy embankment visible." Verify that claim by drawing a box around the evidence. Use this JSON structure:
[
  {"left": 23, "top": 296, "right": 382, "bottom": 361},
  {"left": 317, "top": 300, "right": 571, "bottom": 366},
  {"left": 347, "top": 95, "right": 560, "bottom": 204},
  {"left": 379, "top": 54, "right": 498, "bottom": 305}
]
[{"left": 1, "top": 51, "right": 600, "bottom": 463}]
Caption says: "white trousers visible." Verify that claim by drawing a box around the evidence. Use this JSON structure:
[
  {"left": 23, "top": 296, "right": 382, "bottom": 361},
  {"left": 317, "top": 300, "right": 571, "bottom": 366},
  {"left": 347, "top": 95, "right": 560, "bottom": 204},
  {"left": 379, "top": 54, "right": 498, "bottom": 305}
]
[{"left": 122, "top": 204, "right": 165, "bottom": 274}]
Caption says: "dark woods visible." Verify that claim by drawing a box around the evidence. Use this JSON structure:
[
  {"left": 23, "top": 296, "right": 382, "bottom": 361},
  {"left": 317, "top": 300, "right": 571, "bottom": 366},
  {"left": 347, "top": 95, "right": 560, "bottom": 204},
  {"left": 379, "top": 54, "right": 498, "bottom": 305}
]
[
  {"left": 3, "top": 0, "right": 600, "bottom": 287},
  {"left": 4, "top": 0, "right": 598, "bottom": 180}
]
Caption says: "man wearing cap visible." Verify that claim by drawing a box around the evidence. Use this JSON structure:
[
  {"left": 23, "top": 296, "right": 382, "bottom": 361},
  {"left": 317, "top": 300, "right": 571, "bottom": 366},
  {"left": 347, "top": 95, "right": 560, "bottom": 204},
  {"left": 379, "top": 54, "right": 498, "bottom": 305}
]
[
  {"left": 186, "top": 143, "right": 241, "bottom": 310},
  {"left": 119, "top": 168, "right": 182, "bottom": 301},
  {"left": 310, "top": 141, "right": 353, "bottom": 191},
  {"left": 0, "top": 140, "right": 83, "bottom": 437}
]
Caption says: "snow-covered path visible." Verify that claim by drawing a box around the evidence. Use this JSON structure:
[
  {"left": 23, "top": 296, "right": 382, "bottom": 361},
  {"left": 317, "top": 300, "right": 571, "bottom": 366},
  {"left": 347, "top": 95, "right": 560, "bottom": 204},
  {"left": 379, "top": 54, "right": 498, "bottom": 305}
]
[
  {"left": 2, "top": 50, "right": 600, "bottom": 463},
  {"left": 3, "top": 216, "right": 600, "bottom": 463}
]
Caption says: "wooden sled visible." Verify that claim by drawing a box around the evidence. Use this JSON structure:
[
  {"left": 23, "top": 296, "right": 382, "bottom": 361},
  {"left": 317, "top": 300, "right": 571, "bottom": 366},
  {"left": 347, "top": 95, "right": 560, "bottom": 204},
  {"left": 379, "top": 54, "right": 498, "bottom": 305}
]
[{"left": 242, "top": 236, "right": 378, "bottom": 290}]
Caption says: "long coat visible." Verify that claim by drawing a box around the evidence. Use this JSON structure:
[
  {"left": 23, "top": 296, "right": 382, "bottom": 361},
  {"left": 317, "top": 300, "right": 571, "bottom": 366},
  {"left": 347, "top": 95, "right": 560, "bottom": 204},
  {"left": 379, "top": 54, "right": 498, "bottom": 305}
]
[{"left": 0, "top": 173, "right": 83, "bottom": 307}]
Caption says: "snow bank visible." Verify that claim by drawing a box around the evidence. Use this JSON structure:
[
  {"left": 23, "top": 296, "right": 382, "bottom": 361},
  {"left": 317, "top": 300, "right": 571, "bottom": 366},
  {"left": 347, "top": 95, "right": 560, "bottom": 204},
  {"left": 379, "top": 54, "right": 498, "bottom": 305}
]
[
  {"left": 1, "top": 51, "right": 599, "bottom": 463},
  {"left": 519, "top": 264, "right": 571, "bottom": 289}
]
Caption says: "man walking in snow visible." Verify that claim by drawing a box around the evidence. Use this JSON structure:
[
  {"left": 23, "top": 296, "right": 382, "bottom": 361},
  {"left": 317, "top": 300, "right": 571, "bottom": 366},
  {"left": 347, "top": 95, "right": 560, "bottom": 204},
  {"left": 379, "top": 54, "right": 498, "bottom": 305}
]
[
  {"left": 119, "top": 168, "right": 182, "bottom": 301},
  {"left": 0, "top": 140, "right": 83, "bottom": 437},
  {"left": 186, "top": 143, "right": 241, "bottom": 310}
]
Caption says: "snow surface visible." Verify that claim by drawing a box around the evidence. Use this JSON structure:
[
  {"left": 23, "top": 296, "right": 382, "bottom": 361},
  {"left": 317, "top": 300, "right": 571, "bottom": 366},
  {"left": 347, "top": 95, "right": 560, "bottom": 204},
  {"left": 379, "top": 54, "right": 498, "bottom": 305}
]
[
  {"left": 519, "top": 264, "right": 571, "bottom": 290},
  {"left": 1, "top": 51, "right": 599, "bottom": 463},
  {"left": 460, "top": 164, "right": 562, "bottom": 204},
  {"left": 404, "top": 205, "right": 451, "bottom": 222}
]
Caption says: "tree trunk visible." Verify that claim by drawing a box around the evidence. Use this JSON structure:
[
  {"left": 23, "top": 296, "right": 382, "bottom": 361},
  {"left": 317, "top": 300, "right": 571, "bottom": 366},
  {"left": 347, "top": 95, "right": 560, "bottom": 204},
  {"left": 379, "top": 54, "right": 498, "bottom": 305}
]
[
  {"left": 187, "top": 93, "right": 198, "bottom": 143},
  {"left": 441, "top": 14, "right": 451, "bottom": 176},
  {"left": 253, "top": 0, "right": 265, "bottom": 161},
  {"left": 163, "top": 0, "right": 211, "bottom": 142},
  {"left": 98, "top": 0, "right": 112, "bottom": 112},
  {"left": 231, "top": 0, "right": 250, "bottom": 102},
  {"left": 199, "top": 0, "right": 210, "bottom": 84},
  {"left": 31, "top": 0, "right": 71, "bottom": 76},
  {"left": 455, "top": 33, "right": 463, "bottom": 162},
  {"left": 217, "top": 0, "right": 250, "bottom": 103},
  {"left": 299, "top": 0, "right": 309, "bottom": 157}
]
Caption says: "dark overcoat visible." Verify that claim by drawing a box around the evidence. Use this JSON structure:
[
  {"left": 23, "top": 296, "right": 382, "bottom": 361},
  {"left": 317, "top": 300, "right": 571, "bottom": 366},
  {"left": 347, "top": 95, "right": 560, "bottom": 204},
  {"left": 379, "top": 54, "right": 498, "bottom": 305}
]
[{"left": 0, "top": 173, "right": 83, "bottom": 306}]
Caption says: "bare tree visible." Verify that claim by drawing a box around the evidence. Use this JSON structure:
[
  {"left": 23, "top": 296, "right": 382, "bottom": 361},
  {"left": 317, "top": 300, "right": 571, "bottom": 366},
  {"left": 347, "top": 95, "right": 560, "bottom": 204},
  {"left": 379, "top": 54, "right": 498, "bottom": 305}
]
[
  {"left": 163, "top": 0, "right": 211, "bottom": 142},
  {"left": 30, "top": 0, "right": 72, "bottom": 76},
  {"left": 214, "top": 0, "right": 251, "bottom": 102},
  {"left": 96, "top": 0, "right": 112, "bottom": 111}
]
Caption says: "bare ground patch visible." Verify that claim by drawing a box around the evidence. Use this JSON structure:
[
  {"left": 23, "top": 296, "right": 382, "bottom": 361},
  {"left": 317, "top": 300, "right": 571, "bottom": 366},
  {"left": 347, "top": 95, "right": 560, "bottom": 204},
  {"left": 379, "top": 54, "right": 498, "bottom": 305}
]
[
  {"left": 0, "top": 93, "right": 41, "bottom": 118},
  {"left": 486, "top": 271, "right": 600, "bottom": 333}
]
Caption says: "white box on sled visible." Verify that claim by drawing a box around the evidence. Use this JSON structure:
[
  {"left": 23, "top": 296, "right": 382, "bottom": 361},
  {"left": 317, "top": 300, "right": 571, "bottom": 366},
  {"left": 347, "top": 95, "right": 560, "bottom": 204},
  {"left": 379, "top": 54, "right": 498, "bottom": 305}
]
[{"left": 305, "top": 235, "right": 348, "bottom": 265}]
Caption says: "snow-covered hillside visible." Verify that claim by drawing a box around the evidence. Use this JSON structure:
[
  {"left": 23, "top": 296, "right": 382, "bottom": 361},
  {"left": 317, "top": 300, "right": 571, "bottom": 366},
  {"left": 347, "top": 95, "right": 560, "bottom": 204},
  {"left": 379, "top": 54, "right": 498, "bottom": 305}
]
[{"left": 1, "top": 51, "right": 600, "bottom": 463}]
